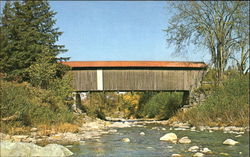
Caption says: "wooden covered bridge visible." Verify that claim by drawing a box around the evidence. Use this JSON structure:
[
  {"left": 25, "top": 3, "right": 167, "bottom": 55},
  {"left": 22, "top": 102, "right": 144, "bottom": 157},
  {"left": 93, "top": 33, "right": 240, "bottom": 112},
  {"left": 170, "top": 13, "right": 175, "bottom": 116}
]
[
  {"left": 62, "top": 61, "right": 206, "bottom": 91},
  {"left": 62, "top": 61, "right": 206, "bottom": 106}
]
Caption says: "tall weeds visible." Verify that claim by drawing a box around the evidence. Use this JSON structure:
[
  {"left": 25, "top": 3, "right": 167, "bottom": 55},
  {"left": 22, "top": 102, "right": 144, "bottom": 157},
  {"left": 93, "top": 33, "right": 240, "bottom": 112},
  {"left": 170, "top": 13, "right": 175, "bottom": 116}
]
[{"left": 174, "top": 73, "right": 249, "bottom": 126}]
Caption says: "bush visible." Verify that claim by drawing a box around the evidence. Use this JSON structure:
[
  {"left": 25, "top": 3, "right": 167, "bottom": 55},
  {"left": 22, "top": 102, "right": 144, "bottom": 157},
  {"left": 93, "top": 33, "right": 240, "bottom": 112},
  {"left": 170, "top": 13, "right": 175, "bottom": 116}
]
[
  {"left": 142, "top": 92, "right": 183, "bottom": 120},
  {"left": 175, "top": 73, "right": 249, "bottom": 126},
  {"left": 0, "top": 80, "right": 74, "bottom": 127}
]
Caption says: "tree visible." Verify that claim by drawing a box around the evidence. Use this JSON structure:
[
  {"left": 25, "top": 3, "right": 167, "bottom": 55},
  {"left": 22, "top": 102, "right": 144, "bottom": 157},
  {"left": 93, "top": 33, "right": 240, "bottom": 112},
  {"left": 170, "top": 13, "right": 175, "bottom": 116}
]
[
  {"left": 165, "top": 1, "right": 249, "bottom": 80},
  {"left": 0, "top": 1, "right": 66, "bottom": 81},
  {"left": 27, "top": 48, "right": 57, "bottom": 89}
]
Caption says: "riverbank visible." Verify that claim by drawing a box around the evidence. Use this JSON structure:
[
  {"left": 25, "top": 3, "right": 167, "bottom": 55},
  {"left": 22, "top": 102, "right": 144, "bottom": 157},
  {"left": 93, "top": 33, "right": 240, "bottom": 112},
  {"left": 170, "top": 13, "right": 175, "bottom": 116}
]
[
  {"left": 1, "top": 117, "right": 249, "bottom": 146},
  {"left": 1, "top": 117, "right": 249, "bottom": 156}
]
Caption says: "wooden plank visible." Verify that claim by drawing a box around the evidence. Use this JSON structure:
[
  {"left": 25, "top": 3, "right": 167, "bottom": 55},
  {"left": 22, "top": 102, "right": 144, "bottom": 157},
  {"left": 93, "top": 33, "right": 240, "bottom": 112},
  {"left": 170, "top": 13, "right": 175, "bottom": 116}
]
[{"left": 72, "top": 68, "right": 204, "bottom": 91}]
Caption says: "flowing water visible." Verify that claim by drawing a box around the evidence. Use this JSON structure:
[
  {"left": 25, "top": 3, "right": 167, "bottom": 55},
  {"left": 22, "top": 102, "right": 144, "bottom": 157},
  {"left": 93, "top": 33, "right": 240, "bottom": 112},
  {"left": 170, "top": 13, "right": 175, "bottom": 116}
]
[{"left": 69, "top": 123, "right": 249, "bottom": 157}]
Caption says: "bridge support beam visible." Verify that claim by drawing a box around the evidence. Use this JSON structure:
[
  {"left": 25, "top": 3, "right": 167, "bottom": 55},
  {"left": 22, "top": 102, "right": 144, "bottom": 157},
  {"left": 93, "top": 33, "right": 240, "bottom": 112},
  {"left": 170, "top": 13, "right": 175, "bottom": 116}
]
[
  {"left": 72, "top": 92, "right": 84, "bottom": 113},
  {"left": 182, "top": 91, "right": 190, "bottom": 107}
]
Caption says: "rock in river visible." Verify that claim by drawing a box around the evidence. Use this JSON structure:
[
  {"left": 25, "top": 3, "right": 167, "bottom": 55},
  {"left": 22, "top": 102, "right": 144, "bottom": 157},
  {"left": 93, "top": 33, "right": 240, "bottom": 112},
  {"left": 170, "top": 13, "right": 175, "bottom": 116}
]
[
  {"left": 160, "top": 133, "right": 177, "bottom": 143},
  {"left": 121, "top": 138, "right": 130, "bottom": 143},
  {"left": 171, "top": 153, "right": 182, "bottom": 157},
  {"left": 201, "top": 147, "right": 212, "bottom": 154},
  {"left": 140, "top": 132, "right": 145, "bottom": 136},
  {"left": 0, "top": 141, "right": 73, "bottom": 157},
  {"left": 193, "top": 152, "right": 204, "bottom": 157},
  {"left": 223, "top": 139, "right": 239, "bottom": 146},
  {"left": 178, "top": 136, "right": 191, "bottom": 144},
  {"left": 188, "top": 146, "right": 199, "bottom": 152}
]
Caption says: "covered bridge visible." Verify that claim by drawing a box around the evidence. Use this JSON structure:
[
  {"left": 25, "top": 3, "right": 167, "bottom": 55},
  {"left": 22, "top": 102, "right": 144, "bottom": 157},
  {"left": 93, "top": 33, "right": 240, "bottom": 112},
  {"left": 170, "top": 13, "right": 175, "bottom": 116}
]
[{"left": 62, "top": 61, "right": 207, "bottom": 92}]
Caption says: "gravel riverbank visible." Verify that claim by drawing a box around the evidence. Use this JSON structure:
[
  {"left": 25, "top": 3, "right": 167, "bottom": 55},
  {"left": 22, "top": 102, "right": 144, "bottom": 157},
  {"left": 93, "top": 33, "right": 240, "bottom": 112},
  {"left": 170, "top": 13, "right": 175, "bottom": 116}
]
[{"left": 1, "top": 117, "right": 249, "bottom": 156}]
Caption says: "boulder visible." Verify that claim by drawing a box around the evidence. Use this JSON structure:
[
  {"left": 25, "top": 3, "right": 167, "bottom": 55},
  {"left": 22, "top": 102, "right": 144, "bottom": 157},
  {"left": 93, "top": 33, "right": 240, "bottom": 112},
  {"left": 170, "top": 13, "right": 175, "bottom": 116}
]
[
  {"left": 40, "top": 144, "right": 73, "bottom": 156},
  {"left": 179, "top": 136, "right": 191, "bottom": 144},
  {"left": 0, "top": 141, "right": 41, "bottom": 156},
  {"left": 201, "top": 147, "right": 212, "bottom": 154},
  {"left": 160, "top": 133, "right": 178, "bottom": 143},
  {"left": 121, "top": 138, "right": 130, "bottom": 143},
  {"left": 188, "top": 146, "right": 199, "bottom": 152},
  {"left": 223, "top": 139, "right": 239, "bottom": 146},
  {"left": 140, "top": 132, "right": 145, "bottom": 136},
  {"left": 0, "top": 141, "right": 73, "bottom": 157},
  {"left": 193, "top": 152, "right": 204, "bottom": 157}
]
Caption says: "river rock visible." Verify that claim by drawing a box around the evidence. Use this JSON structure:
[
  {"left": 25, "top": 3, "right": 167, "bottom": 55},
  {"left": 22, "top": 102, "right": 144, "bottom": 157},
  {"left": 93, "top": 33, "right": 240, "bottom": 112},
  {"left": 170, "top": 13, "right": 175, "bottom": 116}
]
[
  {"left": 193, "top": 152, "right": 204, "bottom": 157},
  {"left": 209, "top": 127, "right": 220, "bottom": 131},
  {"left": 171, "top": 154, "right": 182, "bottom": 157},
  {"left": 11, "top": 135, "right": 29, "bottom": 142},
  {"left": 190, "top": 127, "right": 196, "bottom": 131},
  {"left": 220, "top": 152, "right": 230, "bottom": 156},
  {"left": 223, "top": 139, "right": 239, "bottom": 146},
  {"left": 30, "top": 128, "right": 38, "bottom": 132},
  {"left": 171, "top": 122, "right": 190, "bottom": 128},
  {"left": 121, "top": 138, "right": 130, "bottom": 143},
  {"left": 109, "top": 129, "right": 118, "bottom": 133},
  {"left": 40, "top": 144, "right": 73, "bottom": 156},
  {"left": 198, "top": 126, "right": 206, "bottom": 131},
  {"left": 179, "top": 136, "right": 191, "bottom": 144},
  {"left": 0, "top": 133, "right": 11, "bottom": 141},
  {"left": 201, "top": 147, "right": 212, "bottom": 154},
  {"left": 110, "top": 122, "right": 131, "bottom": 128},
  {"left": 140, "top": 132, "right": 145, "bottom": 136},
  {"left": 188, "top": 146, "right": 199, "bottom": 152},
  {"left": 174, "top": 128, "right": 187, "bottom": 131},
  {"left": 0, "top": 141, "right": 73, "bottom": 156},
  {"left": 160, "top": 133, "right": 177, "bottom": 143}
]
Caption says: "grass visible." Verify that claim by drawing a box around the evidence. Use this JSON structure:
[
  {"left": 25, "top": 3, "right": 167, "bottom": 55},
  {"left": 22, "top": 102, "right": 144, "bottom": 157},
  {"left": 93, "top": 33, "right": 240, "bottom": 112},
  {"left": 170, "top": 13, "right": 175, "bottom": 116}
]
[
  {"left": 0, "top": 79, "right": 77, "bottom": 134},
  {"left": 171, "top": 72, "right": 249, "bottom": 127}
]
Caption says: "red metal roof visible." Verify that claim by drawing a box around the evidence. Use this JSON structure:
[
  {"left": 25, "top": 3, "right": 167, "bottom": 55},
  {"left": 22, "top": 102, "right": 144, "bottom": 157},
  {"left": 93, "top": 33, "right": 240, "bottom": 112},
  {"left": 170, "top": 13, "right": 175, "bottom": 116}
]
[{"left": 61, "top": 61, "right": 206, "bottom": 68}]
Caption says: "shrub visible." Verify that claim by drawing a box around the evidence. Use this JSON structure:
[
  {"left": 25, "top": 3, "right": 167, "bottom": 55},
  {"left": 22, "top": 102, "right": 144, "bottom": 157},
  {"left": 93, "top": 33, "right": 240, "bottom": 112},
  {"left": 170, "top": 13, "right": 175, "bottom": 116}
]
[
  {"left": 175, "top": 73, "right": 249, "bottom": 126},
  {"left": 142, "top": 92, "right": 183, "bottom": 120},
  {"left": 0, "top": 80, "right": 74, "bottom": 128}
]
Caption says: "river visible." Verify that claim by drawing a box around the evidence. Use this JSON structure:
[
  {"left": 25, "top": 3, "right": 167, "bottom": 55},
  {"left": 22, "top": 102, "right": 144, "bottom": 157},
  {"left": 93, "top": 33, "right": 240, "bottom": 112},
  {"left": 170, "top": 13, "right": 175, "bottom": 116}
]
[{"left": 68, "top": 123, "right": 249, "bottom": 157}]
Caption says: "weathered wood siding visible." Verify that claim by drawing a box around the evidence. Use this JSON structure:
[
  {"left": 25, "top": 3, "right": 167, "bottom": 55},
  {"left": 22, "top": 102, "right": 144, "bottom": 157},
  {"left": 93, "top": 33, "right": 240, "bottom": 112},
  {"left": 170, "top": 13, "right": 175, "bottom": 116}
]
[
  {"left": 72, "top": 70, "right": 97, "bottom": 91},
  {"left": 71, "top": 68, "right": 204, "bottom": 91}
]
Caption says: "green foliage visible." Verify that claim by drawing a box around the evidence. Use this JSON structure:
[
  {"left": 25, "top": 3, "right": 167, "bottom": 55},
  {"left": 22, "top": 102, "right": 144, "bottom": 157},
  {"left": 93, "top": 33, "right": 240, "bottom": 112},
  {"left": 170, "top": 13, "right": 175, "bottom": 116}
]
[
  {"left": 80, "top": 91, "right": 183, "bottom": 120},
  {"left": 0, "top": 80, "right": 74, "bottom": 127},
  {"left": 82, "top": 92, "right": 112, "bottom": 119},
  {"left": 27, "top": 50, "right": 57, "bottom": 89},
  {"left": 0, "top": 1, "right": 66, "bottom": 81},
  {"left": 48, "top": 72, "right": 73, "bottom": 102},
  {"left": 142, "top": 92, "right": 183, "bottom": 120},
  {"left": 177, "top": 73, "right": 249, "bottom": 126}
]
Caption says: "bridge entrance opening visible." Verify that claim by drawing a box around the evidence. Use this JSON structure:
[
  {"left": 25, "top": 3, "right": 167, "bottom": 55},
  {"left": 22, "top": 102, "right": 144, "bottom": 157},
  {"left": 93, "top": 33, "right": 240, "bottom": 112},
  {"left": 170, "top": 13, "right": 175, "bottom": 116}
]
[{"left": 72, "top": 91, "right": 189, "bottom": 120}]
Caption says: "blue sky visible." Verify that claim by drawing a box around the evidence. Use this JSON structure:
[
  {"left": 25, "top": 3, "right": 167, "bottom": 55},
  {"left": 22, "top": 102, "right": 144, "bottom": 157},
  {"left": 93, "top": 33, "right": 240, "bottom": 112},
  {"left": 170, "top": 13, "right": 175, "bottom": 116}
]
[
  {"left": 0, "top": 1, "right": 209, "bottom": 62},
  {"left": 50, "top": 1, "right": 209, "bottom": 62}
]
